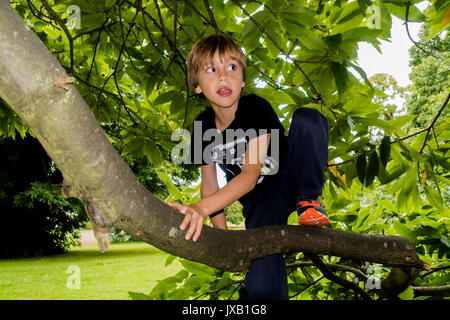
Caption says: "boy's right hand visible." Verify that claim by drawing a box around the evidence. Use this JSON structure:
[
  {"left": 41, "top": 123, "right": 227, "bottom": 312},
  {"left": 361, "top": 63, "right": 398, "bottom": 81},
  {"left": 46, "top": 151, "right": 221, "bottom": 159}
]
[{"left": 168, "top": 202, "right": 207, "bottom": 242}]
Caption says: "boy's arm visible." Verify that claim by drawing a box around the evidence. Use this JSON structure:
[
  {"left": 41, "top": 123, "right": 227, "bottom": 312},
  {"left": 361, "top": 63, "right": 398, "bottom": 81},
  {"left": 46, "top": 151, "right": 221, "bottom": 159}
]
[
  {"left": 200, "top": 163, "right": 227, "bottom": 230},
  {"left": 169, "top": 134, "right": 270, "bottom": 241}
]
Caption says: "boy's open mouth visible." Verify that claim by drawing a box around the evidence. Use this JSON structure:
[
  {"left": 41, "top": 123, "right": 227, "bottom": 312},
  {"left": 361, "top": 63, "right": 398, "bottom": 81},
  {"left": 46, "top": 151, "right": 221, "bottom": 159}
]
[{"left": 217, "top": 86, "right": 232, "bottom": 97}]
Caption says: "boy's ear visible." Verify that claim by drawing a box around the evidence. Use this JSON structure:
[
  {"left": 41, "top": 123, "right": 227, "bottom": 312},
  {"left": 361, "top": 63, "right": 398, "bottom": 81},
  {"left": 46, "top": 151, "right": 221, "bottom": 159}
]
[{"left": 194, "top": 85, "right": 203, "bottom": 94}]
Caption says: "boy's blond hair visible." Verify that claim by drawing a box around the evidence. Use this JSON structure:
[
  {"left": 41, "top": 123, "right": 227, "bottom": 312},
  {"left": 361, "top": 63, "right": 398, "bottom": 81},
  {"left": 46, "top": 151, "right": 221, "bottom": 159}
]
[{"left": 186, "top": 34, "right": 247, "bottom": 91}]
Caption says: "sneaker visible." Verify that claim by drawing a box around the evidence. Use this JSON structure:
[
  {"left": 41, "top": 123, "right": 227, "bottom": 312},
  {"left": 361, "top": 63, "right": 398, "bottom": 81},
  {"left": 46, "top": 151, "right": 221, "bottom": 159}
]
[{"left": 297, "top": 199, "right": 329, "bottom": 227}]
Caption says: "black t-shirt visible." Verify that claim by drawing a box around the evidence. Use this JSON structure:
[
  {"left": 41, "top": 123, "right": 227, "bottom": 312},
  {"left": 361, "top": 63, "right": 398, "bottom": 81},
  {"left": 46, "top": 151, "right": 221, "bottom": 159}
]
[{"left": 189, "top": 94, "right": 287, "bottom": 206}]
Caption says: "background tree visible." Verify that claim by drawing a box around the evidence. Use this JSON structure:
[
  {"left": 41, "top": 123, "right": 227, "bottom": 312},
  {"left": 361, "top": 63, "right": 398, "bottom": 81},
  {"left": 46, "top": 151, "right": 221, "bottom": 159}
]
[
  {"left": 0, "top": 0, "right": 448, "bottom": 300},
  {"left": 0, "top": 136, "right": 86, "bottom": 257},
  {"left": 406, "top": 20, "right": 449, "bottom": 129}
]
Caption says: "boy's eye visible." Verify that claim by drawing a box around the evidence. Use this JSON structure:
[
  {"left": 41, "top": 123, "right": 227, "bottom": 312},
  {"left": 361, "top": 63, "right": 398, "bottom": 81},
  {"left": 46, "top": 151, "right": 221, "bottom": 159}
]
[
  {"left": 228, "top": 64, "right": 237, "bottom": 71},
  {"left": 206, "top": 67, "right": 215, "bottom": 73}
]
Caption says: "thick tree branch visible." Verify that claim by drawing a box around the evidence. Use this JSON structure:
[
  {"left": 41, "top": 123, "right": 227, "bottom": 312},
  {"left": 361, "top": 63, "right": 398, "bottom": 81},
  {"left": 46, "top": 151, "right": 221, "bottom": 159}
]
[
  {"left": 413, "top": 284, "right": 450, "bottom": 298},
  {"left": 0, "top": 2, "right": 428, "bottom": 280}
]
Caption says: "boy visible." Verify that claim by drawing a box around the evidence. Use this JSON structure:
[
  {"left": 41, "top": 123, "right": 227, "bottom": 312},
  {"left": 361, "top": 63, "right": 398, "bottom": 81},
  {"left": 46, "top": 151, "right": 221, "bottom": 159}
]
[{"left": 169, "top": 34, "right": 329, "bottom": 300}]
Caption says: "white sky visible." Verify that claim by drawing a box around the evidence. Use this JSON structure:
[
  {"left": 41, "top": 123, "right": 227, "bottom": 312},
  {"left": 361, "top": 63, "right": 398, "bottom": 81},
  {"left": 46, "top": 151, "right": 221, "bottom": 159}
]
[{"left": 356, "top": 15, "right": 423, "bottom": 87}]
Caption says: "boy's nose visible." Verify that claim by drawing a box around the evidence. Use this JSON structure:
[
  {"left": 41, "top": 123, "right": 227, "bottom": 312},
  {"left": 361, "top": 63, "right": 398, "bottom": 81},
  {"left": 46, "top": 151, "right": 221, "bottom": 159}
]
[{"left": 218, "top": 69, "right": 227, "bottom": 81}]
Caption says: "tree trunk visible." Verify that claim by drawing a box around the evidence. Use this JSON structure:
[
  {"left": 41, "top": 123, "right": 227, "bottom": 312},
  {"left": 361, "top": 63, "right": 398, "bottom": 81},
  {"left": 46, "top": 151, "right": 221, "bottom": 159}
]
[{"left": 0, "top": 2, "right": 427, "bottom": 277}]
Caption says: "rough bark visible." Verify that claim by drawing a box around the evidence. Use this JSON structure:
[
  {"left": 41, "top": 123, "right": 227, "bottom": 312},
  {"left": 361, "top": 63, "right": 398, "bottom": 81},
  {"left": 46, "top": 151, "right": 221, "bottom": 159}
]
[{"left": 0, "top": 1, "right": 428, "bottom": 278}]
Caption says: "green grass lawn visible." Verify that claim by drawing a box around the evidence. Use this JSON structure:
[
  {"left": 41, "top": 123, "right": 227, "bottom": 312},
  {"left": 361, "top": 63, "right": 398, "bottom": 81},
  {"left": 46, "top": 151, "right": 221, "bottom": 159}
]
[{"left": 0, "top": 242, "right": 182, "bottom": 300}]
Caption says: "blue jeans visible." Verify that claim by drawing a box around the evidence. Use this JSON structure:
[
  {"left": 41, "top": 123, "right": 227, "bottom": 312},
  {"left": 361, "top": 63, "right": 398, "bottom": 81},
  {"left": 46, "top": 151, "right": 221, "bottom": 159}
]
[{"left": 243, "top": 107, "right": 329, "bottom": 300}]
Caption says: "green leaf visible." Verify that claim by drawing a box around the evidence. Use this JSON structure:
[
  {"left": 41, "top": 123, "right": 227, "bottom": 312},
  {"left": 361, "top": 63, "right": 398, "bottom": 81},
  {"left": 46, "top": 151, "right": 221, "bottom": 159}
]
[
  {"left": 296, "top": 31, "right": 328, "bottom": 50},
  {"left": 164, "top": 254, "right": 177, "bottom": 267},
  {"left": 144, "top": 139, "right": 162, "bottom": 166},
  {"left": 384, "top": 3, "right": 426, "bottom": 22},
  {"left": 342, "top": 27, "right": 382, "bottom": 43},
  {"left": 391, "top": 167, "right": 417, "bottom": 210},
  {"left": 398, "top": 286, "right": 414, "bottom": 300},
  {"left": 147, "top": 270, "right": 189, "bottom": 299},
  {"left": 154, "top": 90, "right": 178, "bottom": 105},
  {"left": 393, "top": 221, "right": 416, "bottom": 242},
  {"left": 365, "top": 150, "right": 379, "bottom": 187},
  {"left": 122, "top": 137, "right": 144, "bottom": 157},
  {"left": 331, "top": 61, "right": 349, "bottom": 95},
  {"left": 352, "top": 116, "right": 395, "bottom": 131},
  {"left": 356, "top": 153, "right": 367, "bottom": 184},
  {"left": 348, "top": 61, "right": 374, "bottom": 90},
  {"left": 323, "top": 33, "right": 342, "bottom": 51},
  {"left": 145, "top": 76, "right": 156, "bottom": 98},
  {"left": 346, "top": 137, "right": 370, "bottom": 152},
  {"left": 179, "top": 259, "right": 217, "bottom": 277},
  {"left": 357, "top": 0, "right": 371, "bottom": 13},
  {"left": 379, "top": 199, "right": 398, "bottom": 213},
  {"left": 440, "top": 234, "right": 450, "bottom": 248},
  {"left": 433, "top": 154, "right": 450, "bottom": 171},
  {"left": 379, "top": 136, "right": 391, "bottom": 167},
  {"left": 389, "top": 114, "right": 417, "bottom": 131},
  {"left": 128, "top": 291, "right": 151, "bottom": 300},
  {"left": 353, "top": 207, "right": 373, "bottom": 232},
  {"left": 424, "top": 185, "right": 443, "bottom": 209},
  {"left": 335, "top": 5, "right": 360, "bottom": 25},
  {"left": 241, "top": 11, "right": 270, "bottom": 52},
  {"left": 277, "top": 5, "right": 316, "bottom": 27},
  {"left": 170, "top": 94, "right": 186, "bottom": 115},
  {"left": 156, "top": 171, "right": 183, "bottom": 200}
]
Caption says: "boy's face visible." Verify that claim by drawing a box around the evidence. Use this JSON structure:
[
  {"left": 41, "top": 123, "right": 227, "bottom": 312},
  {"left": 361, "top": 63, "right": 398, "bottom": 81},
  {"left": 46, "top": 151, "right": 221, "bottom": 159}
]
[{"left": 194, "top": 49, "right": 245, "bottom": 111}]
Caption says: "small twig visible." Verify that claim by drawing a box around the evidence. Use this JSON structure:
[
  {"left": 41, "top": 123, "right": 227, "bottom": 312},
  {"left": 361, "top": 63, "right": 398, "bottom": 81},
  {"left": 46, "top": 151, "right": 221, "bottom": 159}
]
[
  {"left": 26, "top": 0, "right": 57, "bottom": 28},
  {"left": 289, "top": 276, "right": 324, "bottom": 299},
  {"left": 419, "top": 92, "right": 450, "bottom": 153},
  {"left": 41, "top": 0, "right": 74, "bottom": 73},
  {"left": 173, "top": 0, "right": 177, "bottom": 48},
  {"left": 85, "top": 18, "right": 110, "bottom": 83},
  {"left": 72, "top": 21, "right": 118, "bottom": 40},
  {"left": 420, "top": 265, "right": 450, "bottom": 278},
  {"left": 247, "top": 60, "right": 297, "bottom": 90},
  {"left": 159, "top": 0, "right": 194, "bottom": 43},
  {"left": 305, "top": 254, "right": 372, "bottom": 300},
  {"left": 405, "top": 2, "right": 440, "bottom": 59},
  {"left": 193, "top": 280, "right": 243, "bottom": 300},
  {"left": 203, "top": 0, "right": 221, "bottom": 34},
  {"left": 287, "top": 261, "right": 368, "bottom": 282},
  {"left": 125, "top": 0, "right": 186, "bottom": 67}
]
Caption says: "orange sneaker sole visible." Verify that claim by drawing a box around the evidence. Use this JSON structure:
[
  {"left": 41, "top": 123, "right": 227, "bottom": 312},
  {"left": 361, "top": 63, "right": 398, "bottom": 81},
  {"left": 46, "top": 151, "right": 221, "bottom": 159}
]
[{"left": 298, "top": 208, "right": 329, "bottom": 227}]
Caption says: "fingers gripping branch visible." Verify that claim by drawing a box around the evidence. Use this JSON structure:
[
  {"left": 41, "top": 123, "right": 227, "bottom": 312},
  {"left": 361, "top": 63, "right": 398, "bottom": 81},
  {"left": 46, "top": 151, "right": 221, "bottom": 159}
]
[{"left": 168, "top": 202, "right": 206, "bottom": 242}]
